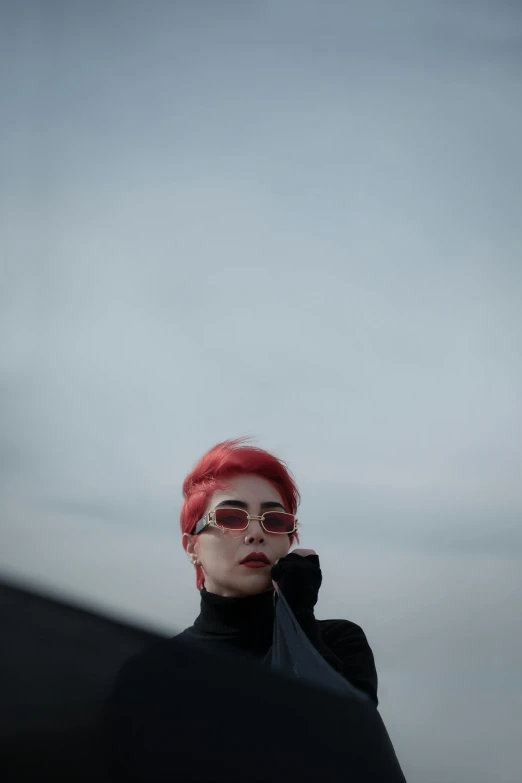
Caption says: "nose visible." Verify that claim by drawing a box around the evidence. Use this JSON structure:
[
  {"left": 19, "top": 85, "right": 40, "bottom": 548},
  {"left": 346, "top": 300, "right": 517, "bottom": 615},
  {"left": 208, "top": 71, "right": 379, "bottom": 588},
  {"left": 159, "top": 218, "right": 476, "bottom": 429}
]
[{"left": 244, "top": 519, "right": 265, "bottom": 545}]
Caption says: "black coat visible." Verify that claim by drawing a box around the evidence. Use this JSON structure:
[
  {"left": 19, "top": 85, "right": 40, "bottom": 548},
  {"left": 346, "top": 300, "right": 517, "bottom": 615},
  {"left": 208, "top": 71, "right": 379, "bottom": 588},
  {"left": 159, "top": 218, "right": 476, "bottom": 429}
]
[
  {"left": 104, "top": 588, "right": 406, "bottom": 782},
  {"left": 1, "top": 579, "right": 405, "bottom": 782},
  {"left": 105, "top": 630, "right": 405, "bottom": 782}
]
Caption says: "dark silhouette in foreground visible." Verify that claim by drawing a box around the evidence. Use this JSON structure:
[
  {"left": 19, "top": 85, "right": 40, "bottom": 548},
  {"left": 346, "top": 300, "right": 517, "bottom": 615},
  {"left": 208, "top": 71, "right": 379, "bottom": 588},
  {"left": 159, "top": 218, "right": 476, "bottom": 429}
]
[{"left": 0, "top": 577, "right": 406, "bottom": 781}]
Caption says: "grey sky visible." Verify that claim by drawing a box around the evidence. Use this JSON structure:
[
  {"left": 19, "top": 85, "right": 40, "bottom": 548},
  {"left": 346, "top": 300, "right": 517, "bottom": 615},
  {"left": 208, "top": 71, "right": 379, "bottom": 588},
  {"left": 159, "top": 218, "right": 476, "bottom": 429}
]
[{"left": 1, "top": 2, "right": 521, "bottom": 781}]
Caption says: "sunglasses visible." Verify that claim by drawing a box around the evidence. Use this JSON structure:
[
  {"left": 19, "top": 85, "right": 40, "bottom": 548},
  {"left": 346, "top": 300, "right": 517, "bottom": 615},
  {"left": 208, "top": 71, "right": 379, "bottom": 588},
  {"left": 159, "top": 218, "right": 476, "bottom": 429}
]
[{"left": 194, "top": 507, "right": 298, "bottom": 535}]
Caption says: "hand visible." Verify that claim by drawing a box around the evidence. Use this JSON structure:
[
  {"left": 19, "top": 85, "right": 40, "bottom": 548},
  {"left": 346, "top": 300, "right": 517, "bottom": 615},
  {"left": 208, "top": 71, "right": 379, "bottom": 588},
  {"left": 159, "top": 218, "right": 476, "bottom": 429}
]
[
  {"left": 290, "top": 548, "right": 317, "bottom": 558},
  {"left": 272, "top": 548, "right": 316, "bottom": 591},
  {"left": 272, "top": 549, "right": 317, "bottom": 591},
  {"left": 271, "top": 550, "right": 322, "bottom": 613}
]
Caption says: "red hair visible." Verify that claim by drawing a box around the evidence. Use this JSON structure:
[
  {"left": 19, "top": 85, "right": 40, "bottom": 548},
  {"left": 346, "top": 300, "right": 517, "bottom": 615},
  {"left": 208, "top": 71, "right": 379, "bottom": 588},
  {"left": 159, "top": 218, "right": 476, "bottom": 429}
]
[{"left": 180, "top": 438, "right": 300, "bottom": 589}]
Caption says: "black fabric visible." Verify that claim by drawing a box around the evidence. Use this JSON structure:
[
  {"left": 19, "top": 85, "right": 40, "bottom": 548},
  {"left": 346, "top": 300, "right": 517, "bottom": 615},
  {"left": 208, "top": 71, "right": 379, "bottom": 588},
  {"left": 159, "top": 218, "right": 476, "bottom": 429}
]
[
  {"left": 0, "top": 574, "right": 387, "bottom": 781},
  {"left": 178, "top": 577, "right": 378, "bottom": 705},
  {"left": 0, "top": 578, "right": 163, "bottom": 782},
  {"left": 270, "top": 588, "right": 371, "bottom": 700},
  {"left": 270, "top": 552, "right": 379, "bottom": 696},
  {"left": 104, "top": 634, "right": 407, "bottom": 783}
]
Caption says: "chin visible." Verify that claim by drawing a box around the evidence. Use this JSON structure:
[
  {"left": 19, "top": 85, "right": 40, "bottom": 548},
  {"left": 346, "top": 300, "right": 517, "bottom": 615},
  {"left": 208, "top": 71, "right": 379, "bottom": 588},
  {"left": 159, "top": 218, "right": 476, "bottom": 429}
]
[{"left": 239, "top": 573, "right": 272, "bottom": 595}]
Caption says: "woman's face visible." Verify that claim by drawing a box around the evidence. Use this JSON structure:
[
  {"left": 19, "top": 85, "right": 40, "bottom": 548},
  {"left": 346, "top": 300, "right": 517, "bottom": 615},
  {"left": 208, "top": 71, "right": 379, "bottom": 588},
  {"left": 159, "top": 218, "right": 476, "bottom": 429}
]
[{"left": 183, "top": 474, "right": 293, "bottom": 597}]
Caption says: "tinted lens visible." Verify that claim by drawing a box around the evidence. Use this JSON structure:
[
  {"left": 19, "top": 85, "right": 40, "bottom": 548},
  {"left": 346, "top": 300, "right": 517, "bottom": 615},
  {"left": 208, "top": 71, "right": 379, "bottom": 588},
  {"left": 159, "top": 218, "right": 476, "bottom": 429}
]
[
  {"left": 214, "top": 508, "right": 249, "bottom": 530},
  {"left": 262, "top": 512, "right": 295, "bottom": 534}
]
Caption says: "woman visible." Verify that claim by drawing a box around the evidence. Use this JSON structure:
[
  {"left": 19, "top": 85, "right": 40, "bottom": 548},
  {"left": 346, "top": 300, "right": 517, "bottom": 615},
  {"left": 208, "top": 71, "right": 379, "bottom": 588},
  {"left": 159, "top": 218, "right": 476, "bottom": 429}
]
[
  {"left": 176, "top": 439, "right": 378, "bottom": 702},
  {"left": 105, "top": 439, "right": 381, "bottom": 780}
]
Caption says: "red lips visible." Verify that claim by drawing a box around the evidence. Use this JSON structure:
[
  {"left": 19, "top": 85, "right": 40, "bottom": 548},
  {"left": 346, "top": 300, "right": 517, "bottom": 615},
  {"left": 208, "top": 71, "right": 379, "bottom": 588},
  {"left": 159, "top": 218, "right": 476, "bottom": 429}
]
[{"left": 240, "top": 552, "right": 270, "bottom": 565}]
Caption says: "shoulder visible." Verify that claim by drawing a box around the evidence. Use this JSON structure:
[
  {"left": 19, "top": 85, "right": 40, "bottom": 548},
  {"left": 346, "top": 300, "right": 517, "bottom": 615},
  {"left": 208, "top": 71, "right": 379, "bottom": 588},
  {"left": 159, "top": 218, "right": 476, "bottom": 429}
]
[
  {"left": 318, "top": 618, "right": 378, "bottom": 706},
  {"left": 318, "top": 618, "right": 376, "bottom": 664},
  {"left": 319, "top": 618, "right": 373, "bottom": 645}
]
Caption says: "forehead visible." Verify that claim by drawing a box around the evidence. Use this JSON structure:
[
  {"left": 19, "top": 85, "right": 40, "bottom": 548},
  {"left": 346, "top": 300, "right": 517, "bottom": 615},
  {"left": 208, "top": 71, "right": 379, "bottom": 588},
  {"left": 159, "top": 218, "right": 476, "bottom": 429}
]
[{"left": 208, "top": 474, "right": 285, "bottom": 510}]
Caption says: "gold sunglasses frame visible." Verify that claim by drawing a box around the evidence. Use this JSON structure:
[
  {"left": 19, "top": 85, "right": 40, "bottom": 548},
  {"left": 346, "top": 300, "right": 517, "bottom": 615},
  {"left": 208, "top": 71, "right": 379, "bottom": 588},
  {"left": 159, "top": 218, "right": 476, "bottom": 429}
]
[{"left": 194, "top": 508, "right": 299, "bottom": 535}]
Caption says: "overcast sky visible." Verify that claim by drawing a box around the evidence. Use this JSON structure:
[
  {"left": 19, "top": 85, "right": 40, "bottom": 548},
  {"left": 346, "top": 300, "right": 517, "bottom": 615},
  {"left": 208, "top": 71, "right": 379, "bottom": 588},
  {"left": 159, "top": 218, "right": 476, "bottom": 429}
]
[{"left": 1, "top": 1, "right": 522, "bottom": 780}]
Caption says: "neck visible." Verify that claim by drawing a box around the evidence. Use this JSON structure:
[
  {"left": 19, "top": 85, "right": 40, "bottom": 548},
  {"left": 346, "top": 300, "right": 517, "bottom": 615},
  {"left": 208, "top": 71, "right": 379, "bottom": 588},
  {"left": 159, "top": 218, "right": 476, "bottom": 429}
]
[
  {"left": 204, "top": 584, "right": 274, "bottom": 599},
  {"left": 194, "top": 586, "right": 275, "bottom": 638}
]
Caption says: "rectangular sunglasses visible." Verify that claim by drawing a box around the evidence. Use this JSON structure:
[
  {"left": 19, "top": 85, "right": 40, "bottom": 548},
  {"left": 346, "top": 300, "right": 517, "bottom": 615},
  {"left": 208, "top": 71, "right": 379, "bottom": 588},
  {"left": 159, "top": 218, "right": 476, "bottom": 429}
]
[{"left": 194, "top": 507, "right": 298, "bottom": 535}]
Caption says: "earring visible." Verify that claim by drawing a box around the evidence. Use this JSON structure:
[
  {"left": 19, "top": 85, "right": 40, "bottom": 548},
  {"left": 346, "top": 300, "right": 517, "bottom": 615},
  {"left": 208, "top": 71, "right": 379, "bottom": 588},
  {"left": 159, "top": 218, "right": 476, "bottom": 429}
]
[{"left": 193, "top": 557, "right": 200, "bottom": 567}]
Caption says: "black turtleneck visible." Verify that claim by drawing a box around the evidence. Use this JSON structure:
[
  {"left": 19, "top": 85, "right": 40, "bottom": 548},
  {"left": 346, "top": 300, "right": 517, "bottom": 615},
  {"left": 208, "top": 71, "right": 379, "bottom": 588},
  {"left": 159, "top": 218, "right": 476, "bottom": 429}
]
[
  {"left": 178, "top": 587, "right": 276, "bottom": 656},
  {"left": 175, "top": 587, "right": 378, "bottom": 705}
]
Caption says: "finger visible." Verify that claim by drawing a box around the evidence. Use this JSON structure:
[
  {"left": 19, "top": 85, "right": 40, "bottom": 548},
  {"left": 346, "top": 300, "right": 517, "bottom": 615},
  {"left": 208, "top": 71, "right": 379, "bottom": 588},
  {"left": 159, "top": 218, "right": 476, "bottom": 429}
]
[{"left": 291, "top": 548, "right": 317, "bottom": 557}]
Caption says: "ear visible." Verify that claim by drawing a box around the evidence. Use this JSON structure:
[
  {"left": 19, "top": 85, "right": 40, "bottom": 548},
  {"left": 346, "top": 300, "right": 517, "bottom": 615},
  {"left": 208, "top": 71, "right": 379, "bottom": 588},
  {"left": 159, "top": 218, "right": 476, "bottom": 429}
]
[{"left": 182, "top": 533, "right": 198, "bottom": 561}]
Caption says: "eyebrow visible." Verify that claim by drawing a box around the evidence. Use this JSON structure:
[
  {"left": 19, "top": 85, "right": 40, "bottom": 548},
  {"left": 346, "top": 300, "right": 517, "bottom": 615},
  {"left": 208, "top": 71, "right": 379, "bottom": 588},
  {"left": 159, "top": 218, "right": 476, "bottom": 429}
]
[{"left": 214, "top": 499, "right": 286, "bottom": 512}]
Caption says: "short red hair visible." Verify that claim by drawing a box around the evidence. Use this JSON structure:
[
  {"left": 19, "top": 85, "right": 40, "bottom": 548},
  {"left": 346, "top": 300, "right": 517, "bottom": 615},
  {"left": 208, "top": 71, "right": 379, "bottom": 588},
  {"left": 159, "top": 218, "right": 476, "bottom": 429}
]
[{"left": 180, "top": 438, "right": 300, "bottom": 589}]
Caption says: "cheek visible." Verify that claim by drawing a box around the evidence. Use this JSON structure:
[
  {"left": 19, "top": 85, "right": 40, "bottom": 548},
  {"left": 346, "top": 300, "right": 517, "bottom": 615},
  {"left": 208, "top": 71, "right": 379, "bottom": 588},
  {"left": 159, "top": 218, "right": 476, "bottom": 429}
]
[
  {"left": 274, "top": 536, "right": 292, "bottom": 559},
  {"left": 197, "top": 532, "right": 237, "bottom": 566}
]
